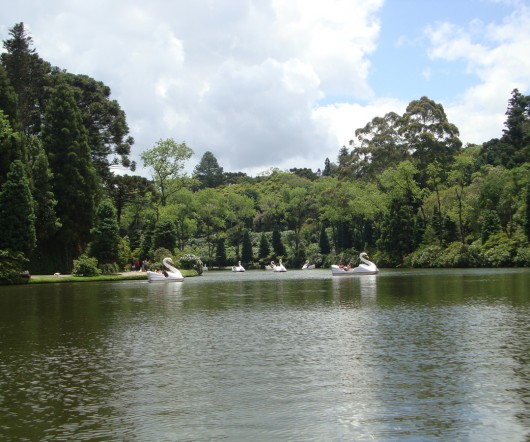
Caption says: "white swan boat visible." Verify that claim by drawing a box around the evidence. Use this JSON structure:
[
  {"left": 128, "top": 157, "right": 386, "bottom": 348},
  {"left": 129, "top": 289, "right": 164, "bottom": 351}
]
[
  {"left": 265, "top": 261, "right": 275, "bottom": 270},
  {"left": 302, "top": 260, "right": 315, "bottom": 270},
  {"left": 147, "top": 257, "right": 184, "bottom": 282},
  {"left": 331, "top": 252, "right": 379, "bottom": 276},
  {"left": 232, "top": 261, "right": 245, "bottom": 272},
  {"left": 273, "top": 258, "right": 287, "bottom": 272}
]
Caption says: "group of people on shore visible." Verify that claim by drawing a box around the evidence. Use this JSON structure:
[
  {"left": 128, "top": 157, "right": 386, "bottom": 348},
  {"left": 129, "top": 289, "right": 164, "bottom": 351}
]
[{"left": 130, "top": 259, "right": 149, "bottom": 272}]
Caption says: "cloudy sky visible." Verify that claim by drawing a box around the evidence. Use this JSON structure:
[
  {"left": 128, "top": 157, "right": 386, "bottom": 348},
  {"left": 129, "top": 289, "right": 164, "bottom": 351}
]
[{"left": 2, "top": 0, "right": 530, "bottom": 177}]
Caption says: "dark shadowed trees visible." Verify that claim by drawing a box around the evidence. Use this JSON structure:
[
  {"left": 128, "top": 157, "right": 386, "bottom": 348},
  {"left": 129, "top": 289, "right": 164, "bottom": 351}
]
[{"left": 42, "top": 80, "right": 98, "bottom": 270}]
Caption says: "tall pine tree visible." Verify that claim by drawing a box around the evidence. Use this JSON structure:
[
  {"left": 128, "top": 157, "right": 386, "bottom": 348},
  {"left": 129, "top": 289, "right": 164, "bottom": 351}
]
[
  {"left": 42, "top": 80, "right": 98, "bottom": 270},
  {"left": 272, "top": 225, "right": 285, "bottom": 258},
  {"left": 241, "top": 230, "right": 253, "bottom": 265},
  {"left": 0, "top": 160, "right": 36, "bottom": 256}
]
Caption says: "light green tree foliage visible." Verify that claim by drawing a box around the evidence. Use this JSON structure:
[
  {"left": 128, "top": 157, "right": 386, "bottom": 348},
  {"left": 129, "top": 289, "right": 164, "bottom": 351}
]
[
  {"left": 313, "top": 176, "right": 350, "bottom": 251},
  {"left": 353, "top": 111, "right": 407, "bottom": 180},
  {"left": 223, "top": 188, "right": 255, "bottom": 258},
  {"left": 162, "top": 189, "right": 197, "bottom": 251},
  {"left": 0, "top": 160, "right": 36, "bottom": 256},
  {"left": 378, "top": 161, "right": 422, "bottom": 264},
  {"left": 141, "top": 138, "right": 193, "bottom": 206},
  {"left": 194, "top": 188, "right": 228, "bottom": 263},
  {"left": 283, "top": 186, "right": 313, "bottom": 264},
  {"left": 400, "top": 96, "right": 462, "bottom": 185},
  {"left": 447, "top": 147, "right": 479, "bottom": 243}
]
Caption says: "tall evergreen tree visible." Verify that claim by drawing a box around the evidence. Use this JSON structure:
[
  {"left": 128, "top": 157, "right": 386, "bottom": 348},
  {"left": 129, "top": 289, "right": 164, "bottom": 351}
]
[
  {"left": 1, "top": 23, "right": 51, "bottom": 135},
  {"left": 88, "top": 200, "right": 120, "bottom": 264},
  {"left": 272, "top": 225, "right": 285, "bottom": 257},
  {"left": 58, "top": 72, "right": 135, "bottom": 180},
  {"left": 27, "top": 135, "right": 60, "bottom": 249},
  {"left": 258, "top": 233, "right": 270, "bottom": 259},
  {"left": 0, "top": 160, "right": 36, "bottom": 256},
  {"left": 152, "top": 219, "right": 177, "bottom": 251},
  {"left": 193, "top": 151, "right": 224, "bottom": 188},
  {"left": 41, "top": 80, "right": 98, "bottom": 269},
  {"left": 215, "top": 238, "right": 227, "bottom": 267},
  {"left": 241, "top": 230, "right": 253, "bottom": 264},
  {"left": 319, "top": 224, "right": 331, "bottom": 255}
]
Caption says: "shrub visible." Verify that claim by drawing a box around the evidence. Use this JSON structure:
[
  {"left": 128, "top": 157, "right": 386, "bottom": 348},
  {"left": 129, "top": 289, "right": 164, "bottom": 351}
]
[
  {"left": 410, "top": 245, "right": 443, "bottom": 268},
  {"left": 438, "top": 242, "right": 483, "bottom": 268},
  {"left": 0, "top": 249, "right": 29, "bottom": 284},
  {"left": 72, "top": 254, "right": 101, "bottom": 277},
  {"left": 178, "top": 253, "right": 203, "bottom": 275},
  {"left": 99, "top": 262, "right": 120, "bottom": 274}
]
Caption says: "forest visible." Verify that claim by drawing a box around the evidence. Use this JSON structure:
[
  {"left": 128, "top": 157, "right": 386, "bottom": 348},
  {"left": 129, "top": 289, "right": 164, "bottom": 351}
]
[{"left": 1, "top": 22, "right": 529, "bottom": 282}]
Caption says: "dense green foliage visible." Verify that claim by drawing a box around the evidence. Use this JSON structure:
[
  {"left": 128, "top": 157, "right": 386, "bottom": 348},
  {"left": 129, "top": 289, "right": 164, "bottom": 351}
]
[{"left": 1, "top": 23, "right": 529, "bottom": 278}]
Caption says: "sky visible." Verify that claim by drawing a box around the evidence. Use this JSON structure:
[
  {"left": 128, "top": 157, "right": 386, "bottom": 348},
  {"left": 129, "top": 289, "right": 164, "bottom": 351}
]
[{"left": 2, "top": 0, "right": 530, "bottom": 178}]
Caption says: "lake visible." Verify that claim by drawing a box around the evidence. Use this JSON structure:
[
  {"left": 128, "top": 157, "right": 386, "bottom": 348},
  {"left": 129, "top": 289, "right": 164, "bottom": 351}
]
[{"left": 0, "top": 268, "right": 529, "bottom": 441}]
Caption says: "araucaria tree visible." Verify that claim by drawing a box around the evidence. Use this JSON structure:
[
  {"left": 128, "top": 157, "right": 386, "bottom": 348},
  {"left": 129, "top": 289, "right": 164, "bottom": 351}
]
[{"left": 42, "top": 80, "right": 98, "bottom": 270}]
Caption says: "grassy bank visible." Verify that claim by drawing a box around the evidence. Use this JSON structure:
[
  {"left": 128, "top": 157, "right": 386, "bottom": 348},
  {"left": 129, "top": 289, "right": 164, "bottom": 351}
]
[{"left": 28, "top": 270, "right": 198, "bottom": 284}]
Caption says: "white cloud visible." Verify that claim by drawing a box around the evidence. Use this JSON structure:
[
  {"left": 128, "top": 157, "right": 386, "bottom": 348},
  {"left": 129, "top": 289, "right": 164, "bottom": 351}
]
[
  {"left": 2, "top": 0, "right": 529, "bottom": 177},
  {"left": 426, "top": 3, "right": 530, "bottom": 144}
]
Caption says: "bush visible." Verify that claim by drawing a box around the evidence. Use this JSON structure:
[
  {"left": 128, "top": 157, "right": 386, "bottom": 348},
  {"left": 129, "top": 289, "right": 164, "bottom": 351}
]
[
  {"left": 178, "top": 253, "right": 203, "bottom": 275},
  {"left": 514, "top": 246, "right": 530, "bottom": 266},
  {"left": 0, "top": 249, "right": 29, "bottom": 284},
  {"left": 72, "top": 254, "right": 101, "bottom": 277},
  {"left": 99, "top": 262, "right": 120, "bottom": 274},
  {"left": 410, "top": 245, "right": 443, "bottom": 268},
  {"left": 438, "top": 242, "right": 483, "bottom": 268},
  {"left": 482, "top": 232, "right": 517, "bottom": 267}
]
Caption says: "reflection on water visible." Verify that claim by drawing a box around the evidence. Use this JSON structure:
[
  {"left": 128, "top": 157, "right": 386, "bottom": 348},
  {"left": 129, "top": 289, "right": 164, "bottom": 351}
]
[{"left": 0, "top": 269, "right": 529, "bottom": 441}]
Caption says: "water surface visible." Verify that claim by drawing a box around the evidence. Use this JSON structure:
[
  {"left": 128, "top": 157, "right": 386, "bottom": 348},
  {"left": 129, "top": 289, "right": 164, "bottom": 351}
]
[{"left": 0, "top": 269, "right": 529, "bottom": 440}]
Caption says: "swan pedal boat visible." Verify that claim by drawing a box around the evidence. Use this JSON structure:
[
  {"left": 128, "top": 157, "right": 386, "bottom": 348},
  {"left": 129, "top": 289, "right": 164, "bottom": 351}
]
[
  {"left": 147, "top": 257, "right": 184, "bottom": 282},
  {"left": 331, "top": 253, "right": 379, "bottom": 276},
  {"left": 302, "top": 260, "right": 315, "bottom": 270},
  {"left": 273, "top": 259, "right": 287, "bottom": 272},
  {"left": 232, "top": 261, "right": 245, "bottom": 272}
]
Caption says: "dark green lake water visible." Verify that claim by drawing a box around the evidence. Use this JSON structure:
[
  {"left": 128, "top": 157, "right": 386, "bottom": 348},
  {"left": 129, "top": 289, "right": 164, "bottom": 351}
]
[{"left": 1, "top": 268, "right": 529, "bottom": 441}]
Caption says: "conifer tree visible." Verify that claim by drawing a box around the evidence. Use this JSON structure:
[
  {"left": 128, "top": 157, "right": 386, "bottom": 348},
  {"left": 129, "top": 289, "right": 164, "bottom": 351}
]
[
  {"left": 88, "top": 200, "right": 120, "bottom": 264},
  {"left": 0, "top": 160, "right": 36, "bottom": 256},
  {"left": 1, "top": 22, "right": 50, "bottom": 135},
  {"left": 193, "top": 151, "right": 224, "bottom": 188},
  {"left": 152, "top": 219, "right": 177, "bottom": 251},
  {"left": 258, "top": 233, "right": 270, "bottom": 259},
  {"left": 272, "top": 225, "right": 285, "bottom": 257},
  {"left": 215, "top": 238, "right": 227, "bottom": 267},
  {"left": 241, "top": 230, "right": 253, "bottom": 264},
  {"left": 41, "top": 80, "right": 97, "bottom": 268},
  {"left": 319, "top": 224, "right": 331, "bottom": 255}
]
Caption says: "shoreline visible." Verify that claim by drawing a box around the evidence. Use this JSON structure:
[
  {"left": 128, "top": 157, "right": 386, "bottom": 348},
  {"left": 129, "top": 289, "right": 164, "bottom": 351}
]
[{"left": 26, "top": 270, "right": 198, "bottom": 284}]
